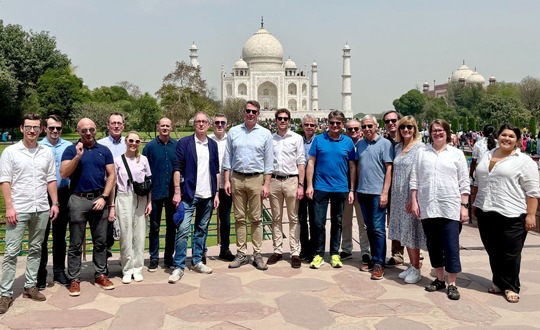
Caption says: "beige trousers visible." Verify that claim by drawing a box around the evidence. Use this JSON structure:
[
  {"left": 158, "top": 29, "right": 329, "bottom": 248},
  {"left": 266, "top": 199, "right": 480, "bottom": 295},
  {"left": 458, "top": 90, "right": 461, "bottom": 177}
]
[
  {"left": 269, "top": 177, "right": 300, "bottom": 256},
  {"left": 231, "top": 173, "right": 264, "bottom": 254}
]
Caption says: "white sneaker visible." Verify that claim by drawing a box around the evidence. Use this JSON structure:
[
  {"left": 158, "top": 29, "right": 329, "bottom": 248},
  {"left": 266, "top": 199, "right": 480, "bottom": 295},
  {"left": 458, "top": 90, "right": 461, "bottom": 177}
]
[
  {"left": 133, "top": 273, "right": 143, "bottom": 282},
  {"left": 168, "top": 268, "right": 184, "bottom": 283},
  {"left": 191, "top": 261, "right": 213, "bottom": 274},
  {"left": 122, "top": 274, "right": 132, "bottom": 284},
  {"left": 398, "top": 266, "right": 413, "bottom": 279},
  {"left": 404, "top": 267, "right": 422, "bottom": 284}
]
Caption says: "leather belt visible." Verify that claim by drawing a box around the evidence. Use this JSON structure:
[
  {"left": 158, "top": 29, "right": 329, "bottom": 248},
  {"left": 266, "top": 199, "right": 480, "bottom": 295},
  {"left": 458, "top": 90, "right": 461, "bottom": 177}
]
[
  {"left": 233, "top": 171, "right": 262, "bottom": 177},
  {"left": 271, "top": 174, "right": 298, "bottom": 180},
  {"left": 73, "top": 190, "right": 102, "bottom": 199}
]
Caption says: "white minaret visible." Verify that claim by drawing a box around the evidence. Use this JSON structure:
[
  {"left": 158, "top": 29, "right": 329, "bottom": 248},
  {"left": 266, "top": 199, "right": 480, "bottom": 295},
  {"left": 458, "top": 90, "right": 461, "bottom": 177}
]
[
  {"left": 341, "top": 43, "right": 352, "bottom": 114},
  {"left": 189, "top": 42, "right": 199, "bottom": 68},
  {"left": 311, "top": 61, "right": 319, "bottom": 111}
]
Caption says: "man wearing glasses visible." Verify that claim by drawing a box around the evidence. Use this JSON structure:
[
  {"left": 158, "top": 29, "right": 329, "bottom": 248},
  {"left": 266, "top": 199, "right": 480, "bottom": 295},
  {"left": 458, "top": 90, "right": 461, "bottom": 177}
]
[
  {"left": 0, "top": 114, "right": 59, "bottom": 313},
  {"left": 267, "top": 109, "right": 306, "bottom": 268},
  {"left": 36, "top": 115, "right": 72, "bottom": 289},
  {"left": 357, "top": 115, "right": 394, "bottom": 280},
  {"left": 223, "top": 100, "right": 273, "bottom": 270},
  {"left": 306, "top": 110, "right": 356, "bottom": 270},
  {"left": 208, "top": 114, "right": 235, "bottom": 262},
  {"left": 169, "top": 113, "right": 220, "bottom": 283},
  {"left": 60, "top": 118, "right": 116, "bottom": 296}
]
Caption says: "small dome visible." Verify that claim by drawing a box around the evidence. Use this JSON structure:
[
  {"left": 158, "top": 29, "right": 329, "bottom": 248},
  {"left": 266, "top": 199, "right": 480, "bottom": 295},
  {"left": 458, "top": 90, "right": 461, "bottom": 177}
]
[
  {"left": 190, "top": 43, "right": 198, "bottom": 50},
  {"left": 284, "top": 58, "right": 297, "bottom": 69},
  {"left": 343, "top": 43, "right": 350, "bottom": 50},
  {"left": 234, "top": 58, "right": 248, "bottom": 69},
  {"left": 312, "top": 61, "right": 318, "bottom": 67},
  {"left": 466, "top": 71, "right": 485, "bottom": 85},
  {"left": 423, "top": 81, "right": 429, "bottom": 86},
  {"left": 489, "top": 75, "right": 497, "bottom": 82},
  {"left": 451, "top": 64, "right": 473, "bottom": 82}
]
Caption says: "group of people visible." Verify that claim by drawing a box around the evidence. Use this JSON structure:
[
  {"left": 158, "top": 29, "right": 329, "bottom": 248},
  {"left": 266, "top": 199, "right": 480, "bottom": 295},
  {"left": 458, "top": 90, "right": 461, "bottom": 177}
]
[{"left": 0, "top": 101, "right": 538, "bottom": 315}]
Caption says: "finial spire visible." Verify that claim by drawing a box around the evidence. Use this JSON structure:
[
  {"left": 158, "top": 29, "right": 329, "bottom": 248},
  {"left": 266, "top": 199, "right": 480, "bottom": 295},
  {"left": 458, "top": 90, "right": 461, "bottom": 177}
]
[{"left": 261, "top": 16, "right": 264, "bottom": 28}]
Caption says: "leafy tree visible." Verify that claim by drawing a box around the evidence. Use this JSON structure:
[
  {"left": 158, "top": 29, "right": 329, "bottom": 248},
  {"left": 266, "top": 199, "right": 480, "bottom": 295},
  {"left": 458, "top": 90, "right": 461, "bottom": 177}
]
[
  {"left": 529, "top": 117, "right": 537, "bottom": 138},
  {"left": 219, "top": 98, "right": 247, "bottom": 126},
  {"left": 117, "top": 81, "right": 142, "bottom": 99},
  {"left": 446, "top": 82, "right": 484, "bottom": 117},
  {"left": 130, "top": 93, "right": 162, "bottom": 139},
  {"left": 477, "top": 94, "right": 530, "bottom": 128},
  {"left": 71, "top": 102, "right": 124, "bottom": 136},
  {"left": 451, "top": 118, "right": 459, "bottom": 133},
  {"left": 91, "top": 86, "right": 131, "bottom": 103},
  {"left": 462, "top": 117, "right": 469, "bottom": 132},
  {"left": 422, "top": 96, "right": 457, "bottom": 124},
  {"left": 392, "top": 89, "right": 425, "bottom": 116},
  {"left": 519, "top": 76, "right": 540, "bottom": 119}
]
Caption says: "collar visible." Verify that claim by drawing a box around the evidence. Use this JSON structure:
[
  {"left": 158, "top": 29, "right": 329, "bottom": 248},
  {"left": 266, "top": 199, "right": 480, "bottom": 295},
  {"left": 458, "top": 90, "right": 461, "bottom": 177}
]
[
  {"left": 274, "top": 129, "right": 292, "bottom": 139},
  {"left": 241, "top": 122, "right": 260, "bottom": 132},
  {"left": 195, "top": 135, "right": 208, "bottom": 145},
  {"left": 15, "top": 140, "right": 41, "bottom": 151},
  {"left": 324, "top": 131, "right": 344, "bottom": 142},
  {"left": 157, "top": 136, "right": 173, "bottom": 145},
  {"left": 364, "top": 135, "right": 381, "bottom": 144},
  {"left": 108, "top": 135, "right": 123, "bottom": 145},
  {"left": 40, "top": 136, "right": 67, "bottom": 148},
  {"left": 209, "top": 132, "right": 227, "bottom": 141},
  {"left": 304, "top": 135, "right": 315, "bottom": 144}
]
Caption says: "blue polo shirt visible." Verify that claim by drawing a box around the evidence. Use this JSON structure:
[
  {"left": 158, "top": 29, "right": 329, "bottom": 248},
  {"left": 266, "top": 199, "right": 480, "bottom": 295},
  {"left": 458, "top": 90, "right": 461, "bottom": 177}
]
[
  {"left": 142, "top": 136, "right": 178, "bottom": 200},
  {"left": 356, "top": 135, "right": 394, "bottom": 194},
  {"left": 62, "top": 141, "right": 114, "bottom": 193},
  {"left": 309, "top": 132, "right": 355, "bottom": 193}
]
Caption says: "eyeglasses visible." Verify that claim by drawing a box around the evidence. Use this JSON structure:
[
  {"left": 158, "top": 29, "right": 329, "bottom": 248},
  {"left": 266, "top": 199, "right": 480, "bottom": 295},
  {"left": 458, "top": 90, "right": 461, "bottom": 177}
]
[
  {"left": 80, "top": 127, "right": 96, "bottom": 134},
  {"left": 48, "top": 126, "right": 62, "bottom": 132},
  {"left": 277, "top": 117, "right": 290, "bottom": 122},
  {"left": 304, "top": 123, "right": 316, "bottom": 128},
  {"left": 384, "top": 119, "right": 398, "bottom": 124},
  {"left": 399, "top": 125, "right": 414, "bottom": 131},
  {"left": 110, "top": 121, "right": 123, "bottom": 127},
  {"left": 194, "top": 120, "right": 208, "bottom": 125},
  {"left": 214, "top": 121, "right": 227, "bottom": 126},
  {"left": 127, "top": 138, "right": 141, "bottom": 144},
  {"left": 347, "top": 127, "right": 360, "bottom": 132},
  {"left": 23, "top": 126, "right": 40, "bottom": 132},
  {"left": 329, "top": 121, "right": 342, "bottom": 126},
  {"left": 245, "top": 109, "right": 258, "bottom": 115},
  {"left": 361, "top": 124, "right": 374, "bottom": 129}
]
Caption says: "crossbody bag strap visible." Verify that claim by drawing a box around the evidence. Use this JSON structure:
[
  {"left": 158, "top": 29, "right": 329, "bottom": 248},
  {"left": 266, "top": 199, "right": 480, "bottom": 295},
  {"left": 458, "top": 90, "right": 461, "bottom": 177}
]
[{"left": 121, "top": 154, "right": 134, "bottom": 185}]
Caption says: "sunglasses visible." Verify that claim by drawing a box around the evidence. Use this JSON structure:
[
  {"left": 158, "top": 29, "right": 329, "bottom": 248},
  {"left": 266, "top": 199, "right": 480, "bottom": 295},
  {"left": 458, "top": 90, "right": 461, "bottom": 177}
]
[
  {"left": 347, "top": 127, "right": 360, "bottom": 132},
  {"left": 245, "top": 109, "right": 258, "bottom": 115},
  {"left": 384, "top": 119, "right": 398, "bottom": 124},
  {"left": 329, "top": 121, "right": 342, "bottom": 126},
  {"left": 304, "top": 123, "right": 316, "bottom": 128},
  {"left": 399, "top": 125, "right": 414, "bottom": 131},
  {"left": 277, "top": 117, "right": 290, "bottom": 122},
  {"left": 80, "top": 127, "right": 96, "bottom": 134},
  {"left": 128, "top": 138, "right": 141, "bottom": 144},
  {"left": 214, "top": 121, "right": 227, "bottom": 126},
  {"left": 48, "top": 126, "right": 62, "bottom": 132},
  {"left": 23, "top": 126, "right": 40, "bottom": 132},
  {"left": 361, "top": 124, "right": 374, "bottom": 129}
]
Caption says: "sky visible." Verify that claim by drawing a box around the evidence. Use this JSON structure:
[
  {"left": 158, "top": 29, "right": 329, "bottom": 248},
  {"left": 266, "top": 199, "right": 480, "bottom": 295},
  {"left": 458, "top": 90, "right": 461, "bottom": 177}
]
[{"left": 2, "top": 0, "right": 539, "bottom": 115}]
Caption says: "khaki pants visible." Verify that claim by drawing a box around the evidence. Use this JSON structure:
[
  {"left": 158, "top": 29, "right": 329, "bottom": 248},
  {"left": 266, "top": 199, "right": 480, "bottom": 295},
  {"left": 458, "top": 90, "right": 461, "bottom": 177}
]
[
  {"left": 231, "top": 173, "right": 264, "bottom": 254},
  {"left": 269, "top": 177, "right": 300, "bottom": 256}
]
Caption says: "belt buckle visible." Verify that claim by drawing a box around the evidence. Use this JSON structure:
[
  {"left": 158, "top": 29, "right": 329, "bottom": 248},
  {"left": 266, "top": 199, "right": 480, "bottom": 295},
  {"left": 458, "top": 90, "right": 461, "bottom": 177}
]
[{"left": 86, "top": 193, "right": 95, "bottom": 200}]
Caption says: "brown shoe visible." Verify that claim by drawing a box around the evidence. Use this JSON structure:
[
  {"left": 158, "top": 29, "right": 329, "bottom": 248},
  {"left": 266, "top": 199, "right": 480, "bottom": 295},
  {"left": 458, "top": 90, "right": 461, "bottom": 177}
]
[
  {"left": 291, "top": 256, "right": 301, "bottom": 268},
  {"left": 95, "top": 275, "right": 115, "bottom": 290},
  {"left": 0, "top": 296, "right": 13, "bottom": 314},
  {"left": 371, "top": 264, "right": 384, "bottom": 280},
  {"left": 266, "top": 253, "right": 282, "bottom": 265},
  {"left": 68, "top": 280, "right": 81, "bottom": 297},
  {"left": 22, "top": 287, "right": 46, "bottom": 301}
]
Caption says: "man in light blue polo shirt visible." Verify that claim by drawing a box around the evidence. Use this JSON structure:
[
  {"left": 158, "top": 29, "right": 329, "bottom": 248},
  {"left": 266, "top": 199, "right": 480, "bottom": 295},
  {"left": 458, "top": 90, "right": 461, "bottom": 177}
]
[{"left": 356, "top": 114, "right": 394, "bottom": 280}]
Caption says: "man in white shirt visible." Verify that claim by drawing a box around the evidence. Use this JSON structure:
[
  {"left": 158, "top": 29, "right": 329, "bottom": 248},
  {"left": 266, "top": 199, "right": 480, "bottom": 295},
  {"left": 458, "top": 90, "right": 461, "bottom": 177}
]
[
  {"left": 267, "top": 109, "right": 306, "bottom": 268},
  {"left": 0, "top": 113, "right": 59, "bottom": 313}
]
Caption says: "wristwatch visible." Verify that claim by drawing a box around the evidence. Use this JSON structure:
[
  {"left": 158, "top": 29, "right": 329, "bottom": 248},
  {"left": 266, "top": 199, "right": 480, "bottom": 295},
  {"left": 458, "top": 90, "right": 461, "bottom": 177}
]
[
  {"left": 460, "top": 202, "right": 469, "bottom": 208},
  {"left": 298, "top": 182, "right": 304, "bottom": 187},
  {"left": 53, "top": 202, "right": 60, "bottom": 207},
  {"left": 101, "top": 195, "right": 109, "bottom": 202}
]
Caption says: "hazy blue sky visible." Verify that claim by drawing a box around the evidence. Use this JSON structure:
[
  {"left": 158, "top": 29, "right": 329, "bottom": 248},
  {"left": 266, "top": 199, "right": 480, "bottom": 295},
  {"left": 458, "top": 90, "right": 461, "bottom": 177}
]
[{"left": 2, "top": 0, "right": 539, "bottom": 115}]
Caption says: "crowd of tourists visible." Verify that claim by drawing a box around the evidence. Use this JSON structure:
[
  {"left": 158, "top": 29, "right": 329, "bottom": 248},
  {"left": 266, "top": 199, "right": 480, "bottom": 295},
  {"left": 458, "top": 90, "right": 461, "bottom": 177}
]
[{"left": 0, "top": 101, "right": 538, "bottom": 314}]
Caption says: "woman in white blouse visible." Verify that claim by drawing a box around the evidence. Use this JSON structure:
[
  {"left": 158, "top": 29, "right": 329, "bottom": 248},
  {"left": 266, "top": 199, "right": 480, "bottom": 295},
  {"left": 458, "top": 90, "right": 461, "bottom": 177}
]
[
  {"left": 472, "top": 124, "right": 539, "bottom": 303},
  {"left": 410, "top": 119, "right": 470, "bottom": 301},
  {"left": 113, "top": 131, "right": 152, "bottom": 284}
]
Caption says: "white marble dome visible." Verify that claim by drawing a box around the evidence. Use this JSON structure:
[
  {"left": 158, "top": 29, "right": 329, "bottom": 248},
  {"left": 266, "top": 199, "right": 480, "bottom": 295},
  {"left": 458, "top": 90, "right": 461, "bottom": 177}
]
[
  {"left": 242, "top": 27, "right": 283, "bottom": 69},
  {"left": 284, "top": 58, "right": 297, "bottom": 69},
  {"left": 466, "top": 71, "right": 485, "bottom": 84},
  {"left": 451, "top": 64, "right": 474, "bottom": 82},
  {"left": 234, "top": 58, "right": 248, "bottom": 69}
]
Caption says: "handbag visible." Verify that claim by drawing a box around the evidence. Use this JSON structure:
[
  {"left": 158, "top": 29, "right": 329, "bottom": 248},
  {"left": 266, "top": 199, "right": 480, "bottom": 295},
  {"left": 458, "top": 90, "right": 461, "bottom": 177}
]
[{"left": 121, "top": 155, "right": 152, "bottom": 196}]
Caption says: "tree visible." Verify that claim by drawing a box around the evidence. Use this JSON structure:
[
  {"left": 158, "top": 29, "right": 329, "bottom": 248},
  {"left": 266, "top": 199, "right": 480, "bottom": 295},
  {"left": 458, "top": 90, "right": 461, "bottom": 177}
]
[
  {"left": 117, "top": 81, "right": 142, "bottom": 99},
  {"left": 422, "top": 96, "right": 457, "bottom": 124},
  {"left": 392, "top": 89, "right": 425, "bottom": 116},
  {"left": 519, "top": 76, "right": 540, "bottom": 119},
  {"left": 446, "top": 82, "right": 484, "bottom": 117},
  {"left": 130, "top": 93, "right": 162, "bottom": 139},
  {"left": 477, "top": 94, "right": 530, "bottom": 128},
  {"left": 71, "top": 102, "right": 124, "bottom": 136},
  {"left": 219, "top": 98, "right": 247, "bottom": 126}
]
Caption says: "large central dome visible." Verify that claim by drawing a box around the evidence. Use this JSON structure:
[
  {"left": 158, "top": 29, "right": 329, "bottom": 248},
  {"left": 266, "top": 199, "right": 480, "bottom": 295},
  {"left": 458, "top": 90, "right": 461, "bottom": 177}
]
[{"left": 242, "top": 27, "right": 283, "bottom": 70}]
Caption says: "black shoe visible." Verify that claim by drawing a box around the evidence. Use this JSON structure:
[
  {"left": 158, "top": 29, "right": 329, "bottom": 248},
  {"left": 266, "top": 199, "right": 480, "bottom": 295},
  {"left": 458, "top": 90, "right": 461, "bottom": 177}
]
[
  {"left": 425, "top": 278, "right": 446, "bottom": 292},
  {"left": 219, "top": 249, "right": 235, "bottom": 262},
  {"left": 53, "top": 273, "right": 69, "bottom": 286},
  {"left": 106, "top": 250, "right": 113, "bottom": 259},
  {"left": 148, "top": 259, "right": 159, "bottom": 272},
  {"left": 339, "top": 251, "right": 353, "bottom": 260},
  {"left": 362, "top": 254, "right": 371, "bottom": 265},
  {"left": 37, "top": 281, "right": 46, "bottom": 291}
]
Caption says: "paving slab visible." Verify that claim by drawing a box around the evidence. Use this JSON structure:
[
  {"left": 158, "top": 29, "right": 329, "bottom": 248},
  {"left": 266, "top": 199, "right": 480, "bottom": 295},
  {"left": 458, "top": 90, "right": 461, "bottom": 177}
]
[
  {"left": 0, "top": 309, "right": 113, "bottom": 329},
  {"left": 170, "top": 302, "right": 278, "bottom": 322},
  {"left": 375, "top": 316, "right": 432, "bottom": 330},
  {"left": 199, "top": 273, "right": 243, "bottom": 302},
  {"left": 245, "top": 277, "right": 332, "bottom": 292},
  {"left": 105, "top": 282, "right": 197, "bottom": 298},
  {"left": 332, "top": 271, "right": 386, "bottom": 298},
  {"left": 426, "top": 291, "right": 501, "bottom": 324},
  {"left": 276, "top": 292, "right": 335, "bottom": 329},
  {"left": 110, "top": 298, "right": 166, "bottom": 330},
  {"left": 330, "top": 299, "right": 434, "bottom": 317}
]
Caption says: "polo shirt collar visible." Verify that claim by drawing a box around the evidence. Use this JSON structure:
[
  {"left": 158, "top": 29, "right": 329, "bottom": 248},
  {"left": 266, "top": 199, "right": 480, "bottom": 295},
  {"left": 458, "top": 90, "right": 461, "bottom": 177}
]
[{"left": 324, "top": 131, "right": 344, "bottom": 142}]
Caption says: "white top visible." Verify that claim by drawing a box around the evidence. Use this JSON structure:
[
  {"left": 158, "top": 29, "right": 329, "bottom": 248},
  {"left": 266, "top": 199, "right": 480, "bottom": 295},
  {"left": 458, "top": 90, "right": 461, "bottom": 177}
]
[
  {"left": 114, "top": 154, "right": 152, "bottom": 193},
  {"left": 209, "top": 132, "right": 227, "bottom": 189},
  {"left": 0, "top": 141, "right": 56, "bottom": 213},
  {"left": 195, "top": 136, "right": 212, "bottom": 199},
  {"left": 473, "top": 149, "right": 540, "bottom": 218},
  {"left": 472, "top": 137, "right": 497, "bottom": 160},
  {"left": 410, "top": 144, "right": 470, "bottom": 221},
  {"left": 272, "top": 130, "right": 306, "bottom": 176}
]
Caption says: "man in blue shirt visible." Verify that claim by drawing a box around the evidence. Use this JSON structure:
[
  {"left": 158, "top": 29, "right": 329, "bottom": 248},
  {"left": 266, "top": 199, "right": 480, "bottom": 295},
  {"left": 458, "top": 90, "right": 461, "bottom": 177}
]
[
  {"left": 223, "top": 100, "right": 273, "bottom": 270},
  {"left": 142, "top": 117, "right": 178, "bottom": 272},
  {"left": 37, "top": 115, "right": 72, "bottom": 289},
  {"left": 306, "top": 110, "right": 356, "bottom": 269}
]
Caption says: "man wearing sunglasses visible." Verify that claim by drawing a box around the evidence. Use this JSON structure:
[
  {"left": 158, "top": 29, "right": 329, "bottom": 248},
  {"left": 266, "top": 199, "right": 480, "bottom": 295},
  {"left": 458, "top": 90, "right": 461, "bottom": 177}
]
[
  {"left": 357, "top": 115, "right": 394, "bottom": 280},
  {"left": 223, "top": 100, "right": 273, "bottom": 270},
  {"left": 60, "top": 118, "right": 116, "bottom": 296},
  {"left": 36, "top": 115, "right": 72, "bottom": 289},
  {"left": 0, "top": 113, "right": 59, "bottom": 313}
]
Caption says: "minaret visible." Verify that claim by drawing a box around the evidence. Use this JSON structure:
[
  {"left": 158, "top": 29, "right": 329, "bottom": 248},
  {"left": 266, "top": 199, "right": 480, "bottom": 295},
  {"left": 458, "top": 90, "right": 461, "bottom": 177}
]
[
  {"left": 341, "top": 43, "right": 352, "bottom": 115},
  {"left": 189, "top": 42, "right": 199, "bottom": 68},
  {"left": 311, "top": 61, "right": 319, "bottom": 111}
]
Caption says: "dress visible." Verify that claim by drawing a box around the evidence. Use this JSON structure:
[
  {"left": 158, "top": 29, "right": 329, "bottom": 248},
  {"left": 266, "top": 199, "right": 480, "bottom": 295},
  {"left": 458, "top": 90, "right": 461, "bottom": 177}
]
[{"left": 388, "top": 142, "right": 427, "bottom": 250}]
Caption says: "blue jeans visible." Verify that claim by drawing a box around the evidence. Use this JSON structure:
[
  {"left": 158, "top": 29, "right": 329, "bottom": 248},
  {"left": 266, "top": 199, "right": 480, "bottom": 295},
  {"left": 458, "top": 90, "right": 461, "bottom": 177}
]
[
  {"left": 173, "top": 197, "right": 213, "bottom": 270},
  {"left": 312, "top": 190, "right": 347, "bottom": 257},
  {"left": 148, "top": 197, "right": 176, "bottom": 265},
  {"left": 358, "top": 193, "right": 387, "bottom": 266}
]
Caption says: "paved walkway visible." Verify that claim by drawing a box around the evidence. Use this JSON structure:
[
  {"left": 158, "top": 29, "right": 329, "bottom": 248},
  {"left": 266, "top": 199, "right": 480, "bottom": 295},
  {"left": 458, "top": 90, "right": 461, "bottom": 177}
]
[{"left": 1, "top": 221, "right": 539, "bottom": 329}]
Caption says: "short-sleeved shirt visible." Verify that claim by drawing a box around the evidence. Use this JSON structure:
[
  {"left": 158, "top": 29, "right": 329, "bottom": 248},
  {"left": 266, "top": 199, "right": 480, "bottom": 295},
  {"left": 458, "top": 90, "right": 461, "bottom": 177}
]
[
  {"left": 309, "top": 132, "right": 355, "bottom": 193},
  {"left": 62, "top": 142, "right": 114, "bottom": 193},
  {"left": 356, "top": 135, "right": 394, "bottom": 194},
  {"left": 114, "top": 154, "right": 152, "bottom": 193}
]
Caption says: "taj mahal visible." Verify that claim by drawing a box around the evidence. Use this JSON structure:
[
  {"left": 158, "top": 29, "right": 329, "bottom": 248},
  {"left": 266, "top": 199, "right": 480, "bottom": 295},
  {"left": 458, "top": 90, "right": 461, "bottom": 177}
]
[{"left": 187, "top": 20, "right": 354, "bottom": 120}]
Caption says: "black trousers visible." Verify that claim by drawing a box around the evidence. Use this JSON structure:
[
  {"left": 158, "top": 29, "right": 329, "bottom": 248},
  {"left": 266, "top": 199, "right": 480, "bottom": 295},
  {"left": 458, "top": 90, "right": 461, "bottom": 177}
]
[{"left": 476, "top": 209, "right": 527, "bottom": 293}]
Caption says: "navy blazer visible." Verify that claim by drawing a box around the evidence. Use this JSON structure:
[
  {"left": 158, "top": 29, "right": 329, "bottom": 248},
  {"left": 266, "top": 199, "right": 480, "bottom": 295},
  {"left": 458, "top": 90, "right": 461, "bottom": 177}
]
[{"left": 174, "top": 134, "right": 220, "bottom": 203}]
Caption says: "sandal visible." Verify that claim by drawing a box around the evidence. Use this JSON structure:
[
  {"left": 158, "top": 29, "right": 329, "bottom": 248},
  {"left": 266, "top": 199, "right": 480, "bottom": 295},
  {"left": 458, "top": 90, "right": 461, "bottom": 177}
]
[
  {"left": 504, "top": 290, "right": 520, "bottom": 303},
  {"left": 425, "top": 278, "right": 446, "bottom": 292},
  {"left": 488, "top": 285, "right": 502, "bottom": 294}
]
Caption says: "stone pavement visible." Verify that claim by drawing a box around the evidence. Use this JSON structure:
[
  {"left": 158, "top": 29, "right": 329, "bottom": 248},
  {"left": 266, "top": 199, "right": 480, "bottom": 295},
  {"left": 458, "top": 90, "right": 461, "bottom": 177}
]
[{"left": 1, "top": 222, "right": 539, "bottom": 330}]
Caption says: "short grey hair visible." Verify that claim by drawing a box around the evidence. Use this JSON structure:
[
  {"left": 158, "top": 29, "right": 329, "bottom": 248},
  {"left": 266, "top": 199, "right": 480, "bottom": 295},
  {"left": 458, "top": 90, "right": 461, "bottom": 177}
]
[
  {"left": 346, "top": 119, "right": 360, "bottom": 128},
  {"left": 302, "top": 114, "right": 317, "bottom": 125},
  {"left": 360, "top": 114, "right": 378, "bottom": 127}
]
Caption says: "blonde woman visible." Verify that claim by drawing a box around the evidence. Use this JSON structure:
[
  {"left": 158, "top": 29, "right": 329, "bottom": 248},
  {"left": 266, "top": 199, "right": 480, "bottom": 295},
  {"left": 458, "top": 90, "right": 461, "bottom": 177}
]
[{"left": 113, "top": 131, "right": 152, "bottom": 284}]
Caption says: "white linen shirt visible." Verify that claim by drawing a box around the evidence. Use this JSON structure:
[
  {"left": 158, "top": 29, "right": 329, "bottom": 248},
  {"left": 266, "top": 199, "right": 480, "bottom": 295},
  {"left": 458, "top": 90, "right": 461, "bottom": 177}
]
[
  {"left": 410, "top": 144, "right": 470, "bottom": 221},
  {"left": 0, "top": 141, "right": 56, "bottom": 213},
  {"left": 209, "top": 132, "right": 227, "bottom": 188},
  {"left": 272, "top": 130, "right": 306, "bottom": 176},
  {"left": 195, "top": 136, "right": 212, "bottom": 199},
  {"left": 473, "top": 149, "right": 540, "bottom": 218}
]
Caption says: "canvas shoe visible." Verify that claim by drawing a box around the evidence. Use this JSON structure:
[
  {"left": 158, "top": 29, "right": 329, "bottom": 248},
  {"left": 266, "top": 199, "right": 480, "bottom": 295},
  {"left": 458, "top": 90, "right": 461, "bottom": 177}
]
[
  {"left": 331, "top": 254, "right": 343, "bottom": 268},
  {"left": 122, "top": 274, "right": 132, "bottom": 284},
  {"left": 398, "top": 265, "right": 414, "bottom": 279},
  {"left": 133, "top": 273, "right": 144, "bottom": 282},
  {"left": 168, "top": 268, "right": 184, "bottom": 283},
  {"left": 404, "top": 267, "right": 422, "bottom": 284},
  {"left": 310, "top": 255, "right": 325, "bottom": 269}
]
